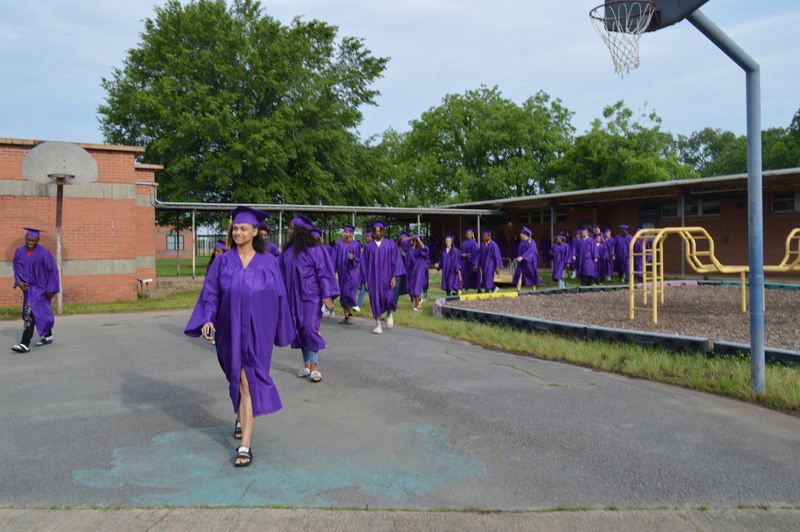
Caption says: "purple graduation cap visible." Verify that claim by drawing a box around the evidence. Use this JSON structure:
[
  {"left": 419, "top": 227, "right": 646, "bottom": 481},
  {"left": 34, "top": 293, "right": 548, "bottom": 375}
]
[
  {"left": 521, "top": 226, "right": 532, "bottom": 236},
  {"left": 343, "top": 224, "right": 355, "bottom": 233},
  {"left": 366, "top": 230, "right": 373, "bottom": 236},
  {"left": 482, "top": 230, "right": 492, "bottom": 237},
  {"left": 215, "top": 239, "right": 227, "bottom": 250},
  {"left": 23, "top": 227, "right": 44, "bottom": 238},
  {"left": 310, "top": 229, "right": 322, "bottom": 238},
  {"left": 555, "top": 233, "right": 564, "bottom": 240},
  {"left": 620, "top": 224, "right": 630, "bottom": 230},
  {"left": 411, "top": 233, "right": 424, "bottom": 239},
  {"left": 445, "top": 233, "right": 454, "bottom": 240},
  {"left": 594, "top": 232, "right": 603, "bottom": 239},
  {"left": 370, "top": 219, "right": 387, "bottom": 229},
  {"left": 604, "top": 226, "right": 612, "bottom": 232},
  {"left": 592, "top": 225, "right": 600, "bottom": 230},
  {"left": 228, "top": 206, "right": 270, "bottom": 226},
  {"left": 400, "top": 231, "right": 410, "bottom": 238},
  {"left": 465, "top": 228, "right": 475, "bottom": 234},
  {"left": 291, "top": 212, "right": 315, "bottom": 231}
]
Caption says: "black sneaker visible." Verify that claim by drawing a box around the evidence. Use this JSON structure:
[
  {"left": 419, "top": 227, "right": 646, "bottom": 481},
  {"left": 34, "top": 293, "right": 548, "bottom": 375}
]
[
  {"left": 11, "top": 344, "right": 30, "bottom": 353},
  {"left": 36, "top": 336, "right": 54, "bottom": 346}
]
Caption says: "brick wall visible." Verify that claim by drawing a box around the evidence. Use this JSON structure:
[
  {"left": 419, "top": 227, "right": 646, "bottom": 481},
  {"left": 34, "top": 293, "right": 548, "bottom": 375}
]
[
  {"left": 155, "top": 225, "right": 194, "bottom": 257},
  {"left": 0, "top": 139, "right": 161, "bottom": 307}
]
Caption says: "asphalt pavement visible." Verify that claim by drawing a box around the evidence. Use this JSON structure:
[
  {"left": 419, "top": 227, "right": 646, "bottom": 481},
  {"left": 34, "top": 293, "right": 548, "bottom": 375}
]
[{"left": 1, "top": 308, "right": 798, "bottom": 529}]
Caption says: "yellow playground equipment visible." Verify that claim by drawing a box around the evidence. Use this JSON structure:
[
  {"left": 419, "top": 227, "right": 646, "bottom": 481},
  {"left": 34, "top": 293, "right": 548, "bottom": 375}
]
[{"left": 628, "top": 227, "right": 800, "bottom": 323}]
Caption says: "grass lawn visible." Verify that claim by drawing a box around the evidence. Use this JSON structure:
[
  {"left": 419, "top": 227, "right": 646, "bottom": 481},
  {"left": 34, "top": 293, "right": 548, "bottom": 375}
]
[
  {"left": 156, "top": 257, "right": 211, "bottom": 278},
  {"left": 2, "top": 270, "right": 797, "bottom": 412}
]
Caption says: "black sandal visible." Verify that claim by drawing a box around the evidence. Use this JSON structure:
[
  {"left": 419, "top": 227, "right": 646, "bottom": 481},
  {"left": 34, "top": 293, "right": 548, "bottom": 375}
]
[
  {"left": 235, "top": 445, "right": 252, "bottom": 467},
  {"left": 233, "top": 420, "right": 242, "bottom": 439}
]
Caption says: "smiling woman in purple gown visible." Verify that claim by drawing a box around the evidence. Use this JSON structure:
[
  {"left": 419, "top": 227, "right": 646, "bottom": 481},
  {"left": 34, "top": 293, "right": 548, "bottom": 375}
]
[
  {"left": 282, "top": 214, "right": 339, "bottom": 384},
  {"left": 185, "top": 206, "right": 294, "bottom": 468}
]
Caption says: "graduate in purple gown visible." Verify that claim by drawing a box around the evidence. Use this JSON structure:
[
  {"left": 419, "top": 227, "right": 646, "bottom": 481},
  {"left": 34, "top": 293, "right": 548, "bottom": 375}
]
[
  {"left": 435, "top": 234, "right": 461, "bottom": 296},
  {"left": 282, "top": 214, "right": 339, "bottom": 383},
  {"left": 11, "top": 228, "right": 59, "bottom": 353},
  {"left": 614, "top": 225, "right": 633, "bottom": 282},
  {"left": 576, "top": 229, "right": 597, "bottom": 286},
  {"left": 355, "top": 231, "right": 373, "bottom": 311},
  {"left": 539, "top": 231, "right": 551, "bottom": 267},
  {"left": 362, "top": 220, "right": 406, "bottom": 334},
  {"left": 405, "top": 234, "right": 430, "bottom": 312},
  {"left": 602, "top": 227, "right": 616, "bottom": 281},
  {"left": 459, "top": 228, "right": 481, "bottom": 292},
  {"left": 185, "top": 206, "right": 294, "bottom": 467},
  {"left": 394, "top": 231, "right": 411, "bottom": 304},
  {"left": 549, "top": 234, "right": 570, "bottom": 288},
  {"left": 333, "top": 224, "right": 361, "bottom": 325},
  {"left": 208, "top": 239, "right": 227, "bottom": 270},
  {"left": 512, "top": 227, "right": 540, "bottom": 292},
  {"left": 497, "top": 230, "right": 509, "bottom": 260},
  {"left": 258, "top": 224, "right": 282, "bottom": 260},
  {"left": 479, "top": 230, "right": 503, "bottom": 293},
  {"left": 427, "top": 235, "right": 441, "bottom": 273},
  {"left": 510, "top": 233, "right": 520, "bottom": 261},
  {"left": 632, "top": 227, "right": 652, "bottom": 282},
  {"left": 592, "top": 232, "right": 610, "bottom": 284}
]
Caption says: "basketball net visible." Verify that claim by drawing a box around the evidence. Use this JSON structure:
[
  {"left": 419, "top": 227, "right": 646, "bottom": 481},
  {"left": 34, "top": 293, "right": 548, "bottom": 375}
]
[{"left": 590, "top": 1, "right": 655, "bottom": 77}]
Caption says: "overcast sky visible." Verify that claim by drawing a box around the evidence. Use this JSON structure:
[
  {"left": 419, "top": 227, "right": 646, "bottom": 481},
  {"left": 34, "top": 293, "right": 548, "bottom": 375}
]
[{"left": 2, "top": 0, "right": 798, "bottom": 146}]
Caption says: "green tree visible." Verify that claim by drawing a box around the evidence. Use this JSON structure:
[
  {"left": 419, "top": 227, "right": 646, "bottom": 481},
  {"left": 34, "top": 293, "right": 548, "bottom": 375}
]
[
  {"left": 675, "top": 128, "right": 747, "bottom": 177},
  {"left": 99, "top": 0, "right": 389, "bottom": 223},
  {"left": 549, "top": 101, "right": 696, "bottom": 191},
  {"left": 383, "top": 86, "right": 574, "bottom": 205}
]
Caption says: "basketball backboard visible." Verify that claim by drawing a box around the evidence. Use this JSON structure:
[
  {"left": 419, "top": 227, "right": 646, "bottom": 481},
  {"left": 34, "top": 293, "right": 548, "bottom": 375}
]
[
  {"left": 644, "top": 0, "right": 711, "bottom": 32},
  {"left": 22, "top": 141, "right": 98, "bottom": 185}
]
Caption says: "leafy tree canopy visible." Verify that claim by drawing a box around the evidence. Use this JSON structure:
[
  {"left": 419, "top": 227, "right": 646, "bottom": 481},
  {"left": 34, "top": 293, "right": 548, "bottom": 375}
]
[
  {"left": 548, "top": 101, "right": 696, "bottom": 191},
  {"left": 381, "top": 86, "right": 575, "bottom": 206},
  {"left": 99, "top": 0, "right": 389, "bottom": 225}
]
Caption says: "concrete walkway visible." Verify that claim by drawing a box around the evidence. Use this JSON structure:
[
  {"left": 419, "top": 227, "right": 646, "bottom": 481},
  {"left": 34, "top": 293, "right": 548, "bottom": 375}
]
[{"left": 1, "top": 309, "right": 799, "bottom": 529}]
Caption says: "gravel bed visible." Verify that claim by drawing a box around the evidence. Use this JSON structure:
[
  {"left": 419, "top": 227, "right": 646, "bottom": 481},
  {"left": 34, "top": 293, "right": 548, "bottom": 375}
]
[{"left": 449, "top": 285, "right": 800, "bottom": 352}]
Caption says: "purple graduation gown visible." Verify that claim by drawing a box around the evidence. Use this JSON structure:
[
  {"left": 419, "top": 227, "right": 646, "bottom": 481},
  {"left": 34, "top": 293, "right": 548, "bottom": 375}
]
[
  {"left": 12, "top": 245, "right": 59, "bottom": 336},
  {"left": 479, "top": 240, "right": 503, "bottom": 290},
  {"left": 512, "top": 238, "right": 540, "bottom": 287},
  {"left": 572, "top": 237, "right": 590, "bottom": 275},
  {"left": 405, "top": 245, "right": 430, "bottom": 297},
  {"left": 333, "top": 239, "right": 362, "bottom": 308},
  {"left": 578, "top": 241, "right": 600, "bottom": 278},
  {"left": 437, "top": 246, "right": 461, "bottom": 291},
  {"left": 614, "top": 234, "right": 633, "bottom": 274},
  {"left": 266, "top": 241, "right": 282, "bottom": 260},
  {"left": 184, "top": 250, "right": 293, "bottom": 417},
  {"left": 460, "top": 239, "right": 481, "bottom": 290},
  {"left": 602, "top": 236, "right": 616, "bottom": 278},
  {"left": 539, "top": 236, "right": 551, "bottom": 264},
  {"left": 362, "top": 238, "right": 406, "bottom": 318},
  {"left": 550, "top": 242, "right": 570, "bottom": 281},
  {"left": 282, "top": 245, "right": 339, "bottom": 352},
  {"left": 632, "top": 239, "right": 652, "bottom": 276},
  {"left": 497, "top": 237, "right": 508, "bottom": 259}
]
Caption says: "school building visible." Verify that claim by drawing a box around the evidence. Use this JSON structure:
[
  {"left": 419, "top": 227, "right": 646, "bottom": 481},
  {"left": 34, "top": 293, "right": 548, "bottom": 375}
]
[
  {"left": 438, "top": 168, "right": 800, "bottom": 276},
  {"left": 0, "top": 138, "right": 161, "bottom": 307}
]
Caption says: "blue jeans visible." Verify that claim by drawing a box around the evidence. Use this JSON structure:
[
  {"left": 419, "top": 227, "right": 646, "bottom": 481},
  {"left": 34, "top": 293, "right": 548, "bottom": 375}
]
[
  {"left": 301, "top": 349, "right": 318, "bottom": 365},
  {"left": 393, "top": 274, "right": 406, "bottom": 306},
  {"left": 357, "top": 283, "right": 366, "bottom": 307}
]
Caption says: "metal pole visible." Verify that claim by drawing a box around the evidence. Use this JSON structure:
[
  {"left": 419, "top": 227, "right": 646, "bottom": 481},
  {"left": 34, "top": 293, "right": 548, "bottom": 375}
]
[
  {"left": 278, "top": 211, "right": 283, "bottom": 247},
  {"left": 191, "top": 209, "right": 196, "bottom": 280},
  {"left": 687, "top": 9, "right": 764, "bottom": 394},
  {"left": 417, "top": 212, "right": 421, "bottom": 235},
  {"left": 55, "top": 180, "right": 64, "bottom": 315},
  {"left": 680, "top": 196, "right": 685, "bottom": 277}
]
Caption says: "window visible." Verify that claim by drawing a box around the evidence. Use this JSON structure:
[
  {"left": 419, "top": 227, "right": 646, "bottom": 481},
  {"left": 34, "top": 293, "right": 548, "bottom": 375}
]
[
  {"left": 166, "top": 235, "right": 185, "bottom": 250},
  {"left": 683, "top": 199, "right": 719, "bottom": 217},
  {"left": 661, "top": 202, "right": 678, "bottom": 218},
  {"left": 772, "top": 192, "right": 798, "bottom": 213},
  {"left": 555, "top": 211, "right": 567, "bottom": 223}
]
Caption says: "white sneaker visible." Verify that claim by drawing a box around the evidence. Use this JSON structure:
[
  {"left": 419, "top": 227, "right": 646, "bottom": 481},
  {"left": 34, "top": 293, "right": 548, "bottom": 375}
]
[
  {"left": 412, "top": 308, "right": 419, "bottom": 313},
  {"left": 353, "top": 306, "right": 360, "bottom": 312},
  {"left": 11, "top": 344, "right": 30, "bottom": 353},
  {"left": 35, "top": 335, "right": 54, "bottom": 346},
  {"left": 386, "top": 313, "right": 394, "bottom": 329},
  {"left": 372, "top": 325, "right": 383, "bottom": 334},
  {"left": 493, "top": 286, "right": 500, "bottom": 293}
]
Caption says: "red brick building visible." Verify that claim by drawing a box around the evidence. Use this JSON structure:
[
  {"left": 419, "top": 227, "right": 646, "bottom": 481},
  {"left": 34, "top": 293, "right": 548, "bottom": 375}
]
[
  {"left": 155, "top": 225, "right": 194, "bottom": 257},
  {"left": 0, "top": 138, "right": 161, "bottom": 307}
]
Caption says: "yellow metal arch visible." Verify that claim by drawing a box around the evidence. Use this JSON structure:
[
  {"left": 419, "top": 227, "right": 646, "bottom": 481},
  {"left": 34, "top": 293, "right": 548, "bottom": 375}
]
[{"left": 628, "top": 227, "right": 800, "bottom": 323}]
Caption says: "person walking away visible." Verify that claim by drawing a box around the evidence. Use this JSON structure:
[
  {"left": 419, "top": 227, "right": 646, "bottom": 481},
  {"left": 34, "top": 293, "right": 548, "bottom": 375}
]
[
  {"left": 11, "top": 228, "right": 59, "bottom": 353},
  {"left": 405, "top": 234, "right": 430, "bottom": 312}
]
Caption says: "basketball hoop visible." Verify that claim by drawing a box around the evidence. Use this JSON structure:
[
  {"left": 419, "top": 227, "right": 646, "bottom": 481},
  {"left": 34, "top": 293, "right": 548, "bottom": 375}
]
[{"left": 590, "top": 1, "right": 656, "bottom": 77}]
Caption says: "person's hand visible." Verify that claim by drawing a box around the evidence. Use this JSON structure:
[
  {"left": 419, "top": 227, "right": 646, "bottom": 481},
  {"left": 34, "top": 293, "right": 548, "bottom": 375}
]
[
  {"left": 390, "top": 277, "right": 396, "bottom": 289},
  {"left": 594, "top": 258, "right": 598, "bottom": 262},
  {"left": 516, "top": 257, "right": 523, "bottom": 262},
  {"left": 365, "top": 282, "right": 369, "bottom": 292},
  {"left": 434, "top": 263, "right": 439, "bottom": 269},
  {"left": 460, "top": 253, "right": 466, "bottom": 258},
  {"left": 323, "top": 297, "right": 334, "bottom": 312},
  {"left": 473, "top": 265, "right": 478, "bottom": 271},
  {"left": 45, "top": 292, "right": 55, "bottom": 299},
  {"left": 202, "top": 322, "right": 215, "bottom": 341},
  {"left": 347, "top": 252, "right": 354, "bottom": 260},
  {"left": 18, "top": 281, "right": 28, "bottom": 291},
  {"left": 495, "top": 267, "right": 500, "bottom": 275}
]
